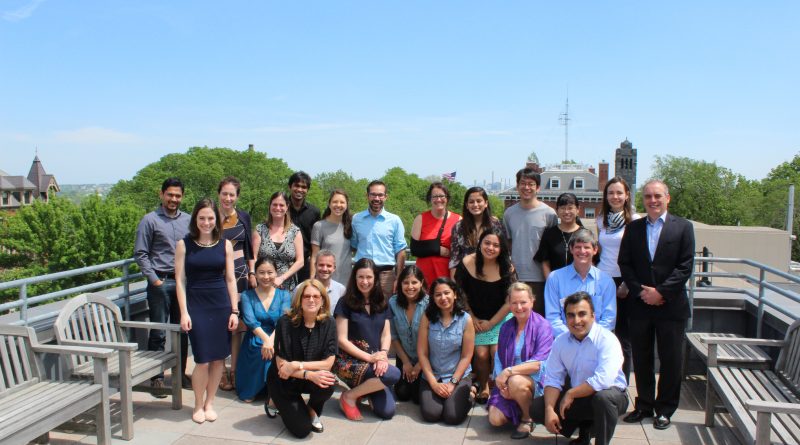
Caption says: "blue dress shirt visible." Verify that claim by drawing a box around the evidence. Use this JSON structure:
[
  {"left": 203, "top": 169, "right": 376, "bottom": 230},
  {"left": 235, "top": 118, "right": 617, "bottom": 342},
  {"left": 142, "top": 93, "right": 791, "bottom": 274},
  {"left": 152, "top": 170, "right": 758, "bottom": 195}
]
[
  {"left": 543, "top": 322, "right": 627, "bottom": 392},
  {"left": 351, "top": 209, "right": 407, "bottom": 266},
  {"left": 544, "top": 264, "right": 617, "bottom": 338},
  {"left": 646, "top": 211, "right": 667, "bottom": 260},
  {"left": 427, "top": 312, "right": 472, "bottom": 381}
]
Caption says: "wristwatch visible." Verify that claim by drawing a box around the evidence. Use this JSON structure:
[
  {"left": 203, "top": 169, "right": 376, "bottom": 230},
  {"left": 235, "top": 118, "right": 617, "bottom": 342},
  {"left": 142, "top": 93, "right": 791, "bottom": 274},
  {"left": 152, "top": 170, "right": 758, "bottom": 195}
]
[{"left": 449, "top": 376, "right": 459, "bottom": 384}]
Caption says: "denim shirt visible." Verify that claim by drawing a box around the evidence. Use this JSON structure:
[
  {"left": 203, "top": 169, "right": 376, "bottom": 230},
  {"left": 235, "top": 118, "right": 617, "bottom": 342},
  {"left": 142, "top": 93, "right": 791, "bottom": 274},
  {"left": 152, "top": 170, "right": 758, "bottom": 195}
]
[
  {"left": 428, "top": 312, "right": 472, "bottom": 381},
  {"left": 389, "top": 295, "right": 429, "bottom": 364}
]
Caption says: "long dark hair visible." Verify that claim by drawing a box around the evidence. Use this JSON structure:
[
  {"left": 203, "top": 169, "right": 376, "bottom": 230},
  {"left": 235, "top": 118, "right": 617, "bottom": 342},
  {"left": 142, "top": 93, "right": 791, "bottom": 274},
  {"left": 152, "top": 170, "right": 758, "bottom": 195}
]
[
  {"left": 458, "top": 186, "right": 493, "bottom": 247},
  {"left": 343, "top": 258, "right": 386, "bottom": 312},
  {"left": 475, "top": 229, "right": 514, "bottom": 281},
  {"left": 189, "top": 198, "right": 221, "bottom": 242},
  {"left": 425, "top": 278, "right": 467, "bottom": 324},
  {"left": 394, "top": 265, "right": 427, "bottom": 309},
  {"left": 600, "top": 176, "right": 634, "bottom": 224},
  {"left": 321, "top": 189, "right": 353, "bottom": 239}
]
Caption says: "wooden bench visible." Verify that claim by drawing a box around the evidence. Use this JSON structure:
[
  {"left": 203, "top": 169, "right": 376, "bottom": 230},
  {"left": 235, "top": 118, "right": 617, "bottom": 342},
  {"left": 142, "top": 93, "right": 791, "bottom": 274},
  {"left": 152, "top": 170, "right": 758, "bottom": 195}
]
[
  {"left": 685, "top": 332, "right": 772, "bottom": 377},
  {"left": 0, "top": 324, "right": 113, "bottom": 445},
  {"left": 704, "top": 320, "right": 800, "bottom": 445},
  {"left": 53, "top": 294, "right": 183, "bottom": 441}
]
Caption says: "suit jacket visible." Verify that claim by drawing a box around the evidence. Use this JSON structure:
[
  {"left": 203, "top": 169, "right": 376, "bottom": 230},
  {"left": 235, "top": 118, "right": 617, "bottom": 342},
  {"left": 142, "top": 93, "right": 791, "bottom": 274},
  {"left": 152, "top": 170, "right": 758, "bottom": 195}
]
[{"left": 617, "top": 213, "right": 695, "bottom": 320}]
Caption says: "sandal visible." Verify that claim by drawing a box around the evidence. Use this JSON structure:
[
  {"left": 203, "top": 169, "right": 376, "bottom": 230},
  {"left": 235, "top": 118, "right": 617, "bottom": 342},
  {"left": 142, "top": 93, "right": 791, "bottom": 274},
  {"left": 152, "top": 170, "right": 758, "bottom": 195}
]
[
  {"left": 219, "top": 368, "right": 234, "bottom": 391},
  {"left": 510, "top": 419, "right": 535, "bottom": 440}
]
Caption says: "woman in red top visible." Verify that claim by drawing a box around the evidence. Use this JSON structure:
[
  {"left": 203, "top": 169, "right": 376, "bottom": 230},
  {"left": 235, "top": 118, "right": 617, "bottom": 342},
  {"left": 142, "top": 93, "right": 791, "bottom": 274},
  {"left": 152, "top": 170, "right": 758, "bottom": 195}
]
[{"left": 410, "top": 182, "right": 461, "bottom": 286}]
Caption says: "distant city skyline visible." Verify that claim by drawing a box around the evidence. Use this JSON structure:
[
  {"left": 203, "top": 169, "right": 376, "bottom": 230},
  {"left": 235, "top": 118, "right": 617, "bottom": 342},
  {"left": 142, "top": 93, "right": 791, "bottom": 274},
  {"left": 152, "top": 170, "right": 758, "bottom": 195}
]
[{"left": 2, "top": 1, "right": 797, "bottom": 186}]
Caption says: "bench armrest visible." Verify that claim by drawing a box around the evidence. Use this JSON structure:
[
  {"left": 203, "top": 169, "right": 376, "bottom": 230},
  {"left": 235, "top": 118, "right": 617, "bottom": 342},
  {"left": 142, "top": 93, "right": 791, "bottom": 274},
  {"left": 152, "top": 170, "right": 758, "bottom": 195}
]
[
  {"left": 747, "top": 400, "right": 800, "bottom": 415},
  {"left": 33, "top": 344, "right": 115, "bottom": 359},
  {"left": 118, "top": 320, "right": 182, "bottom": 332},
  {"left": 60, "top": 339, "right": 138, "bottom": 351},
  {"left": 701, "top": 337, "right": 785, "bottom": 347}
]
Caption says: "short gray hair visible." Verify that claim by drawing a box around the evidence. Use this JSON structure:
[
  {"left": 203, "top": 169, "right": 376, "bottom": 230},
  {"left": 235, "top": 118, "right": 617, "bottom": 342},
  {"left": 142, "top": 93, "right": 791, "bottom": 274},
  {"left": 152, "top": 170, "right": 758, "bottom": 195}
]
[
  {"left": 643, "top": 178, "right": 670, "bottom": 196},
  {"left": 568, "top": 228, "right": 597, "bottom": 248},
  {"left": 317, "top": 249, "right": 337, "bottom": 261}
]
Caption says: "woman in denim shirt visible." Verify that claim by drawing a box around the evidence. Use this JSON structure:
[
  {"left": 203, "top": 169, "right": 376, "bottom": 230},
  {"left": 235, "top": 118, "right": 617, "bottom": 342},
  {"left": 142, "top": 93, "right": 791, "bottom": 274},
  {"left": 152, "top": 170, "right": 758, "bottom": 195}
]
[
  {"left": 417, "top": 278, "right": 475, "bottom": 424},
  {"left": 389, "top": 265, "right": 430, "bottom": 403}
]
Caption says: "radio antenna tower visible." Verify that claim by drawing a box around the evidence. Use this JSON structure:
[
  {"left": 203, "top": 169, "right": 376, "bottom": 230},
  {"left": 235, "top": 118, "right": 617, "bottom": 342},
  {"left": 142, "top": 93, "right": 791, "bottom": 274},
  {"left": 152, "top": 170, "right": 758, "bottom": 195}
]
[{"left": 559, "top": 95, "right": 570, "bottom": 163}]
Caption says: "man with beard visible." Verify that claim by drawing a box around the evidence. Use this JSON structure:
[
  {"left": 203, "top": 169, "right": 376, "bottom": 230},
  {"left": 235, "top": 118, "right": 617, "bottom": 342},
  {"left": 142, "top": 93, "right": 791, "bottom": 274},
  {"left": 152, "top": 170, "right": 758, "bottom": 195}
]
[
  {"left": 134, "top": 177, "right": 191, "bottom": 391},
  {"left": 351, "top": 180, "right": 407, "bottom": 297},
  {"left": 288, "top": 171, "right": 321, "bottom": 283}
]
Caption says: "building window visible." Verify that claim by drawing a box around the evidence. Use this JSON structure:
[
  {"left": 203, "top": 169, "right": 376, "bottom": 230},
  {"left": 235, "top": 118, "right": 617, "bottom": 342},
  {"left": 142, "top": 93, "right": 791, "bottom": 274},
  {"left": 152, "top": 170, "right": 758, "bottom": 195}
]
[
  {"left": 574, "top": 177, "right": 584, "bottom": 189},
  {"left": 585, "top": 208, "right": 595, "bottom": 218},
  {"left": 24, "top": 191, "right": 32, "bottom": 204},
  {"left": 2, "top": 192, "right": 8, "bottom": 206},
  {"left": 550, "top": 177, "right": 560, "bottom": 189}
]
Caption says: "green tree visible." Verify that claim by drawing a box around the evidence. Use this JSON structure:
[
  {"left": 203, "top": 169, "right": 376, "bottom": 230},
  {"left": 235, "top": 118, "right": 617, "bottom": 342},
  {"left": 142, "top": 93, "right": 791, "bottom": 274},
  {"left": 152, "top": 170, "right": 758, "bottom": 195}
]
[
  {"left": 650, "top": 155, "right": 761, "bottom": 225},
  {"left": 108, "top": 146, "right": 293, "bottom": 222},
  {"left": 758, "top": 153, "right": 800, "bottom": 260}
]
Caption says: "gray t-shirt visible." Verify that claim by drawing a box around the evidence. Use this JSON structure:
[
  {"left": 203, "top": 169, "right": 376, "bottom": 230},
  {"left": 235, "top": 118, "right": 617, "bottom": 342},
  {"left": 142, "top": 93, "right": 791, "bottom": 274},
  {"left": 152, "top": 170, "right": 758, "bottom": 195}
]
[
  {"left": 503, "top": 202, "right": 558, "bottom": 282},
  {"left": 310, "top": 219, "right": 353, "bottom": 285}
]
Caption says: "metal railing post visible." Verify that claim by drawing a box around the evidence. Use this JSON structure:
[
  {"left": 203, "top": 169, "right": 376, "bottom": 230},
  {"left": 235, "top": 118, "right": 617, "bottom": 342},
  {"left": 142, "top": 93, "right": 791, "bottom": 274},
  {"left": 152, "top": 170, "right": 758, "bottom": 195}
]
[
  {"left": 122, "top": 262, "right": 132, "bottom": 338},
  {"left": 756, "top": 268, "right": 766, "bottom": 338},
  {"left": 19, "top": 283, "right": 27, "bottom": 324},
  {"left": 688, "top": 258, "right": 697, "bottom": 332}
]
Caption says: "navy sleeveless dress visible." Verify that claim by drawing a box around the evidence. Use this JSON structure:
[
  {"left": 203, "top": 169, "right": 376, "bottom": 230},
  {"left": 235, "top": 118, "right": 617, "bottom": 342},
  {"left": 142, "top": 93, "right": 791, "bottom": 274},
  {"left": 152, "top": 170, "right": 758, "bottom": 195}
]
[{"left": 184, "top": 236, "right": 232, "bottom": 363}]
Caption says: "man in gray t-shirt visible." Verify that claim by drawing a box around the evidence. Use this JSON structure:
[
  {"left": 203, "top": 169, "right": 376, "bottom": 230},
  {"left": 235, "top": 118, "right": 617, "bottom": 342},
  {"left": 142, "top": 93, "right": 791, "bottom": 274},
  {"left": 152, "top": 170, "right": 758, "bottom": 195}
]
[{"left": 503, "top": 168, "right": 557, "bottom": 315}]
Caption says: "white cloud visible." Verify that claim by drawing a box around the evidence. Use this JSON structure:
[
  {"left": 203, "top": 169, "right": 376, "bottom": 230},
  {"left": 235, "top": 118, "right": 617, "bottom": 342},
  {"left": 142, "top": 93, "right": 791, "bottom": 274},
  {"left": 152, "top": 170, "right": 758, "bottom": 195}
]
[
  {"left": 1, "top": 0, "right": 45, "bottom": 22},
  {"left": 54, "top": 126, "right": 139, "bottom": 144}
]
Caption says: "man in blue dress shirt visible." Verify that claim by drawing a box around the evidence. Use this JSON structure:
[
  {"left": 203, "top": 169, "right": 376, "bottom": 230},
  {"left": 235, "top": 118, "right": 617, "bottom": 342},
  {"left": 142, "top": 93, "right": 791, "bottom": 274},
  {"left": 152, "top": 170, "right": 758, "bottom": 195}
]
[
  {"left": 351, "top": 180, "right": 407, "bottom": 297},
  {"left": 544, "top": 229, "right": 617, "bottom": 338},
  {"left": 531, "top": 291, "right": 628, "bottom": 445}
]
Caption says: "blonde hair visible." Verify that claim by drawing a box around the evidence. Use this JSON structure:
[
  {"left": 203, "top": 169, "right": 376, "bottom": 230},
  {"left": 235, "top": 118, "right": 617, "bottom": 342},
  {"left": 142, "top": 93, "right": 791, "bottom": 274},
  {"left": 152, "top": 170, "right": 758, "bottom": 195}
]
[
  {"left": 288, "top": 279, "right": 331, "bottom": 326},
  {"left": 506, "top": 281, "right": 536, "bottom": 302}
]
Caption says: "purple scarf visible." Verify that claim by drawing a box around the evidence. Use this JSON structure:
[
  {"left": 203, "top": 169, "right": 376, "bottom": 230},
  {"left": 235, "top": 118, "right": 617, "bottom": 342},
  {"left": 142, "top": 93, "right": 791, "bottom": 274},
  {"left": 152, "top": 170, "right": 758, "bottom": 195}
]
[{"left": 497, "top": 310, "right": 553, "bottom": 370}]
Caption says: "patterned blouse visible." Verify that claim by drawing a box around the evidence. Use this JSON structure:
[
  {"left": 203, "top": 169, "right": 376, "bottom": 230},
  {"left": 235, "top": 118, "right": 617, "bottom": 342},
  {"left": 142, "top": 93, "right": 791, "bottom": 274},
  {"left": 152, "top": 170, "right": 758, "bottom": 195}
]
[{"left": 256, "top": 223, "right": 301, "bottom": 292}]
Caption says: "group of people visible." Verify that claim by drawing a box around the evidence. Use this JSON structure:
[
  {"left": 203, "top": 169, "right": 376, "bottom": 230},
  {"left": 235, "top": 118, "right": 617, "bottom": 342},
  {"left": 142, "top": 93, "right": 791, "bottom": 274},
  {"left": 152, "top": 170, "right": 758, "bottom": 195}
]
[{"left": 134, "top": 167, "right": 694, "bottom": 444}]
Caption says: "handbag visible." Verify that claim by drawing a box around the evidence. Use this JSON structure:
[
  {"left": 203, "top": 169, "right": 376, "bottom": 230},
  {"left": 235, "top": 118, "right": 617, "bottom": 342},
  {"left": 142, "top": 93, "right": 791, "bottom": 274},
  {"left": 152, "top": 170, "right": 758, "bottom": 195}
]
[{"left": 410, "top": 211, "right": 449, "bottom": 258}]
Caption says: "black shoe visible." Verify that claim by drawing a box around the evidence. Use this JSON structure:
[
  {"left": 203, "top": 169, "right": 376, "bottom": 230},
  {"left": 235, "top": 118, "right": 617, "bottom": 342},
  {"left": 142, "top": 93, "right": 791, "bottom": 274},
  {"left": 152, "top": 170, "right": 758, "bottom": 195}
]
[
  {"left": 265, "top": 403, "right": 279, "bottom": 418},
  {"left": 151, "top": 378, "right": 168, "bottom": 398},
  {"left": 568, "top": 428, "right": 591, "bottom": 445},
  {"left": 623, "top": 409, "right": 654, "bottom": 423},
  {"left": 310, "top": 415, "right": 323, "bottom": 433},
  {"left": 653, "top": 414, "right": 671, "bottom": 430}
]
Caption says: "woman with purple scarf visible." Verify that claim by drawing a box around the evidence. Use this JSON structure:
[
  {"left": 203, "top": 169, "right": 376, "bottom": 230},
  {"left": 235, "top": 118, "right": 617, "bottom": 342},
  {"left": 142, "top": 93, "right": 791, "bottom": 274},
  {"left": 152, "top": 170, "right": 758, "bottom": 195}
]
[{"left": 487, "top": 282, "right": 553, "bottom": 440}]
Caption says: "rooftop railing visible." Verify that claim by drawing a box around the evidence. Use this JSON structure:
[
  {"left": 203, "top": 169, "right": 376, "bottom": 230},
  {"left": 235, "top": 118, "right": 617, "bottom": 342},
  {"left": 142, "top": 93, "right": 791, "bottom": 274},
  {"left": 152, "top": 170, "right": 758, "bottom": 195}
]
[
  {"left": 690, "top": 256, "right": 800, "bottom": 337},
  {"left": 0, "top": 258, "right": 144, "bottom": 326}
]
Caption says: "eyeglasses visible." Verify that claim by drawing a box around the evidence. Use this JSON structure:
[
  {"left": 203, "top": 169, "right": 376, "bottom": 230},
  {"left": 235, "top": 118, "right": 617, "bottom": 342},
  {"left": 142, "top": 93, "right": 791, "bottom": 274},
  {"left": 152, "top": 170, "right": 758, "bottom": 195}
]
[
  {"left": 302, "top": 295, "right": 322, "bottom": 301},
  {"left": 368, "top": 193, "right": 386, "bottom": 198},
  {"left": 518, "top": 181, "right": 537, "bottom": 189},
  {"left": 431, "top": 195, "right": 447, "bottom": 200}
]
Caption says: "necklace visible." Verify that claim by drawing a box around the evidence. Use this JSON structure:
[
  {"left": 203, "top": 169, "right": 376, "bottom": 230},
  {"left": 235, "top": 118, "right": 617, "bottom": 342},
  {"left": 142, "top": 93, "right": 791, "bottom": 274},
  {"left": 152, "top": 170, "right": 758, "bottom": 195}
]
[
  {"left": 194, "top": 239, "right": 219, "bottom": 248},
  {"left": 560, "top": 230, "right": 571, "bottom": 265}
]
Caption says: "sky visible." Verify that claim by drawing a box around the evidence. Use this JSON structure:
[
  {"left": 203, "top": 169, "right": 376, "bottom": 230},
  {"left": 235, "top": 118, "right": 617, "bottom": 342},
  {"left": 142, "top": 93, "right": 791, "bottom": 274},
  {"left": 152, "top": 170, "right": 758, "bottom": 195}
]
[{"left": 1, "top": 1, "right": 798, "bottom": 187}]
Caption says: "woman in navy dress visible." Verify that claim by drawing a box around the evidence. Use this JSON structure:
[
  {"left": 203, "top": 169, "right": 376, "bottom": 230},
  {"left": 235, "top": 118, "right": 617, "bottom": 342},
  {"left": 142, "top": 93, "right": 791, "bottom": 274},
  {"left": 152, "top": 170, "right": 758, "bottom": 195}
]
[
  {"left": 235, "top": 258, "right": 292, "bottom": 406},
  {"left": 176, "top": 198, "right": 240, "bottom": 424}
]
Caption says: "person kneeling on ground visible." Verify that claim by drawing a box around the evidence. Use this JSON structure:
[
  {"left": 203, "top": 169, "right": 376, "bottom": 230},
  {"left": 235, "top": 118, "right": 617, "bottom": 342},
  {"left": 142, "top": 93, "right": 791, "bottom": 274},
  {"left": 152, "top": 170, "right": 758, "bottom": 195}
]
[
  {"left": 531, "top": 291, "right": 628, "bottom": 445},
  {"left": 267, "top": 279, "right": 337, "bottom": 438},
  {"left": 417, "top": 278, "right": 475, "bottom": 424}
]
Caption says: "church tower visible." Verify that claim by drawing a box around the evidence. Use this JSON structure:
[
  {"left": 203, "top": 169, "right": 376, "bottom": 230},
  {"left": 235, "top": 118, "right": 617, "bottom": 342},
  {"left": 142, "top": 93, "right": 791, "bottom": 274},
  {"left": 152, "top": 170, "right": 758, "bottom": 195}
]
[{"left": 615, "top": 139, "right": 637, "bottom": 199}]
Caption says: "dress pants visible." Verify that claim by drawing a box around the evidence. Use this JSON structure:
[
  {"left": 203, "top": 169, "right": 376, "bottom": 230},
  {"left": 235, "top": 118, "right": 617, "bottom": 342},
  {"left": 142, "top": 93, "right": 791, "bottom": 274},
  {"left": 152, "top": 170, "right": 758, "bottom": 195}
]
[
  {"left": 612, "top": 276, "right": 633, "bottom": 385},
  {"left": 146, "top": 278, "right": 189, "bottom": 379},
  {"left": 394, "top": 356, "right": 421, "bottom": 404},
  {"left": 531, "top": 387, "right": 628, "bottom": 445},
  {"left": 629, "top": 317, "right": 686, "bottom": 417},
  {"left": 267, "top": 366, "right": 335, "bottom": 438}
]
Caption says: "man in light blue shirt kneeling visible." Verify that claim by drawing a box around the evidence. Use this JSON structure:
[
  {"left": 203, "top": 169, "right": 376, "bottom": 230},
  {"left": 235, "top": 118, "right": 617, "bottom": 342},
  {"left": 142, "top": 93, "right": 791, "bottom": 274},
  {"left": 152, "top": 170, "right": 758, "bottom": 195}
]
[{"left": 531, "top": 291, "right": 628, "bottom": 445}]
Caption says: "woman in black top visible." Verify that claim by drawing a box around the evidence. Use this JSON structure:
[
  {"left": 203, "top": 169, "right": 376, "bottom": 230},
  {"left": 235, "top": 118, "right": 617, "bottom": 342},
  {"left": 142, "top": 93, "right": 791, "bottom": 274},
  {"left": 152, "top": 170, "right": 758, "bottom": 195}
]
[
  {"left": 267, "top": 279, "right": 337, "bottom": 438},
  {"left": 534, "top": 193, "right": 584, "bottom": 279}
]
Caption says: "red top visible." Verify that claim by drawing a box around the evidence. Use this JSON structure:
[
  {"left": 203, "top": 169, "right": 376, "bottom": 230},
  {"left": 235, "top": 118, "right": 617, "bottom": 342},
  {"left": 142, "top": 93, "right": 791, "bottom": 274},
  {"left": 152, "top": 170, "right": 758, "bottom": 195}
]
[{"left": 415, "top": 210, "right": 461, "bottom": 288}]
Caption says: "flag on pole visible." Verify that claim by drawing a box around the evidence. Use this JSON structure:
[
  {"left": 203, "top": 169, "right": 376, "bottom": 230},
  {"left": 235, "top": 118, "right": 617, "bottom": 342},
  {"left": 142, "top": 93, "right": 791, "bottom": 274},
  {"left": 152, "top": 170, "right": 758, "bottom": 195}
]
[{"left": 442, "top": 171, "right": 457, "bottom": 181}]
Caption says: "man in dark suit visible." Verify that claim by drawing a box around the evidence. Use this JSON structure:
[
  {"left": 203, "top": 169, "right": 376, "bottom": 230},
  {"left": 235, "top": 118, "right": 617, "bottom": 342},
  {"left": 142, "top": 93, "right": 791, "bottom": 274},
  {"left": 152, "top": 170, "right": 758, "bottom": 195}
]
[{"left": 617, "top": 179, "right": 694, "bottom": 430}]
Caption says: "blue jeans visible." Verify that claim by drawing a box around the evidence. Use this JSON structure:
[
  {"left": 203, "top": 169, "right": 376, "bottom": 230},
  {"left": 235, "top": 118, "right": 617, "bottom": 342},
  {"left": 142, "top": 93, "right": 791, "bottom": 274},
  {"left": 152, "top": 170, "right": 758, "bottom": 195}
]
[
  {"left": 361, "top": 364, "right": 401, "bottom": 419},
  {"left": 146, "top": 279, "right": 189, "bottom": 377}
]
